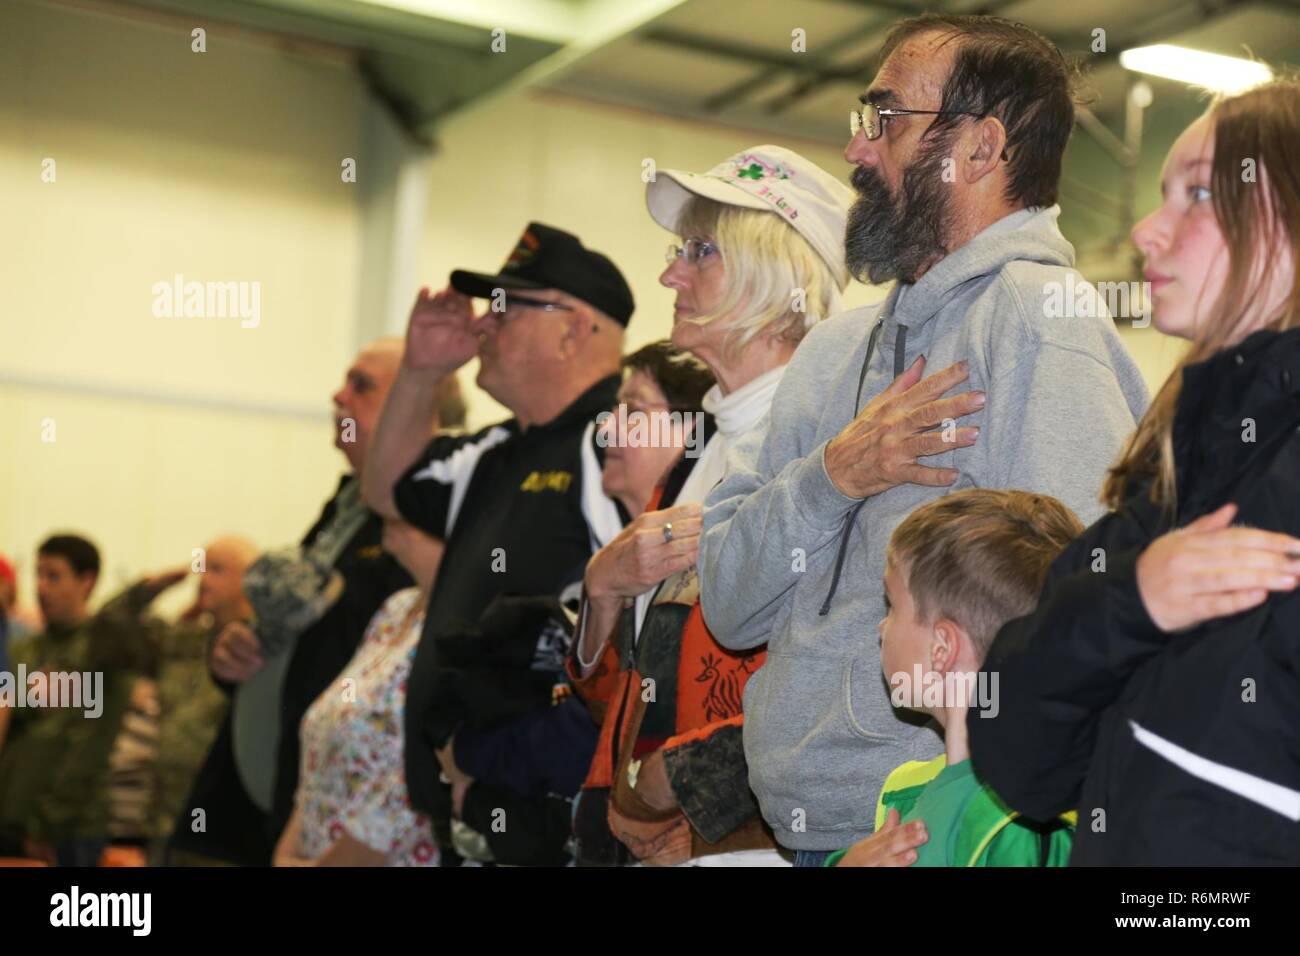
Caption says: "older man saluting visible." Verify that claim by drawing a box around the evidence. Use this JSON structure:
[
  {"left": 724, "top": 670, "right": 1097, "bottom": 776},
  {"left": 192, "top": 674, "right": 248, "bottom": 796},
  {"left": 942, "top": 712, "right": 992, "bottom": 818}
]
[
  {"left": 365, "top": 222, "right": 631, "bottom": 864},
  {"left": 699, "top": 13, "right": 1150, "bottom": 865}
]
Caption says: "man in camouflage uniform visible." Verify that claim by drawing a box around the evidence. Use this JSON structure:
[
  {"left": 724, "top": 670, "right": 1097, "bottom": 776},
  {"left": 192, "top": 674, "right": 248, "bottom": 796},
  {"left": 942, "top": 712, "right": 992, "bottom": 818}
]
[
  {"left": 152, "top": 536, "right": 256, "bottom": 847},
  {"left": 0, "top": 534, "right": 130, "bottom": 865},
  {"left": 0, "top": 534, "right": 256, "bottom": 865},
  {"left": 87, "top": 536, "right": 257, "bottom": 862}
]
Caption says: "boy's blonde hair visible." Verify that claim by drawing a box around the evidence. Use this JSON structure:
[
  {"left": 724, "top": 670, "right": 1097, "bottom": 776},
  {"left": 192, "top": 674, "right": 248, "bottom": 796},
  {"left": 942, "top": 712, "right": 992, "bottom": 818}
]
[
  {"left": 674, "top": 196, "right": 841, "bottom": 357},
  {"left": 888, "top": 489, "right": 1084, "bottom": 658}
]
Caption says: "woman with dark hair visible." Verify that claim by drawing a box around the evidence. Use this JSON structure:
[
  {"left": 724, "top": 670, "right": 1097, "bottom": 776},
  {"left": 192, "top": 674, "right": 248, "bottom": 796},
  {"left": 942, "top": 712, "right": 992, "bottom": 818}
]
[
  {"left": 968, "top": 77, "right": 1300, "bottom": 865},
  {"left": 596, "top": 340, "right": 717, "bottom": 525}
]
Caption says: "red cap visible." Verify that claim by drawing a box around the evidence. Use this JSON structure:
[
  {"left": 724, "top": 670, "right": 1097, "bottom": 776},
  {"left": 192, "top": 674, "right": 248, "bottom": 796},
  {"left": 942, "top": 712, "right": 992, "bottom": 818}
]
[{"left": 0, "top": 554, "right": 15, "bottom": 587}]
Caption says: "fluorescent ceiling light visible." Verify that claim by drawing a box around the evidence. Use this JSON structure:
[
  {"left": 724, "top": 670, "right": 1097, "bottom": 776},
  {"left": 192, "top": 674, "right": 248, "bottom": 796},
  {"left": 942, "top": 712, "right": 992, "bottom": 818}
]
[
  {"left": 1119, "top": 45, "right": 1272, "bottom": 94},
  {"left": 352, "top": 0, "right": 581, "bottom": 43}
]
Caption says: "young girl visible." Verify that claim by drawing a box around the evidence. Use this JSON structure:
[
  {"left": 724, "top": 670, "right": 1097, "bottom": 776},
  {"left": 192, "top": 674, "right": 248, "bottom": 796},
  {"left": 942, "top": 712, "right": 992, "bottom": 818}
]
[{"left": 968, "top": 77, "right": 1300, "bottom": 865}]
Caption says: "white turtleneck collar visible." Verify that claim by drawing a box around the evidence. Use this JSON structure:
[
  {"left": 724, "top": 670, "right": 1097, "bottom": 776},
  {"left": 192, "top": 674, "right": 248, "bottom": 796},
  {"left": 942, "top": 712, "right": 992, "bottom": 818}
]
[{"left": 702, "top": 364, "right": 786, "bottom": 440}]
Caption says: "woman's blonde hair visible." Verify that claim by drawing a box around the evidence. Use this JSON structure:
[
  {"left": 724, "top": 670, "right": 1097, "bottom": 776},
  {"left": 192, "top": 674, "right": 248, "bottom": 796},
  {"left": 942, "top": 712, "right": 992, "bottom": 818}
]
[
  {"left": 1103, "top": 76, "right": 1300, "bottom": 514},
  {"left": 674, "top": 196, "right": 842, "bottom": 357}
]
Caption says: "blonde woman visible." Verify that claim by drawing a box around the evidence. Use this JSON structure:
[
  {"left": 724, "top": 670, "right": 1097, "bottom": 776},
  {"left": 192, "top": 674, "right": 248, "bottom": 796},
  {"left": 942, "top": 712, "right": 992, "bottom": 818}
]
[
  {"left": 569, "top": 146, "right": 852, "bottom": 866},
  {"left": 969, "top": 77, "right": 1300, "bottom": 865}
]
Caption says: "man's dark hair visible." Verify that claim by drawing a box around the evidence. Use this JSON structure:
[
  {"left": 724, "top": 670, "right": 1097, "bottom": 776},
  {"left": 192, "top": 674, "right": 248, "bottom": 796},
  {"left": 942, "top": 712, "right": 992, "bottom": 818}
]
[
  {"left": 38, "top": 534, "right": 101, "bottom": 579},
  {"left": 880, "top": 13, "right": 1076, "bottom": 208},
  {"left": 620, "top": 340, "right": 714, "bottom": 413}
]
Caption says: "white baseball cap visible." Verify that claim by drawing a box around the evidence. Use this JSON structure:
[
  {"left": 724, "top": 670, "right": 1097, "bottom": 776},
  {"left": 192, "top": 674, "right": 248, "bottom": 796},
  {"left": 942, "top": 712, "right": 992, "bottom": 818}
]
[{"left": 646, "top": 145, "right": 854, "bottom": 290}]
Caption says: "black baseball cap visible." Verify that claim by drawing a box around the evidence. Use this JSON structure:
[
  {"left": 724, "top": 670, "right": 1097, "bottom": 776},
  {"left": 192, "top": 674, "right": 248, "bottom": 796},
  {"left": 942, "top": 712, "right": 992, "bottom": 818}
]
[{"left": 450, "top": 222, "right": 635, "bottom": 327}]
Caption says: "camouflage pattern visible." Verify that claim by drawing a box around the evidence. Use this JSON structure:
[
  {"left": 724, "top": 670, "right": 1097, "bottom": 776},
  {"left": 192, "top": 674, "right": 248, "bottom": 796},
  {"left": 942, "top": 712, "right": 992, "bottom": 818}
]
[
  {"left": 88, "top": 583, "right": 229, "bottom": 839},
  {"left": 149, "top": 622, "right": 227, "bottom": 838},
  {"left": 0, "top": 613, "right": 139, "bottom": 845},
  {"left": 0, "top": 581, "right": 228, "bottom": 845}
]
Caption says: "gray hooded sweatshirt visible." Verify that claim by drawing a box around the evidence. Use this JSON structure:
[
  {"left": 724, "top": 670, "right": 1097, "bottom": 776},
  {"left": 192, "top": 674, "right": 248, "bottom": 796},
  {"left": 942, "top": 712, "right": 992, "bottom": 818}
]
[{"left": 699, "top": 205, "right": 1150, "bottom": 851}]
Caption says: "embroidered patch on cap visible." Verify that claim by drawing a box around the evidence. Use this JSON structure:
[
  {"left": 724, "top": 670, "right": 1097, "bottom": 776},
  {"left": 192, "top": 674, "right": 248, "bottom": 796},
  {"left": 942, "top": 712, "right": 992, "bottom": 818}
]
[
  {"left": 724, "top": 154, "right": 802, "bottom": 221},
  {"left": 726, "top": 154, "right": 794, "bottom": 183},
  {"left": 506, "top": 231, "right": 541, "bottom": 270}
]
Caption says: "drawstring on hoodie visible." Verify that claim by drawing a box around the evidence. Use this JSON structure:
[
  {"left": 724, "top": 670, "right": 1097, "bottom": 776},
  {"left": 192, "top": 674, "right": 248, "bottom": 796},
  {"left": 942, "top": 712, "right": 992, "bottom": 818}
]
[{"left": 819, "top": 321, "right": 908, "bottom": 616}]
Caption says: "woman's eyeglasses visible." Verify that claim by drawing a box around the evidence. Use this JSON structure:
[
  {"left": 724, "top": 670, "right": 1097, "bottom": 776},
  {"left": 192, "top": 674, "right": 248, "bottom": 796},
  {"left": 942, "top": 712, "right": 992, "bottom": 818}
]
[{"left": 665, "top": 238, "right": 718, "bottom": 267}]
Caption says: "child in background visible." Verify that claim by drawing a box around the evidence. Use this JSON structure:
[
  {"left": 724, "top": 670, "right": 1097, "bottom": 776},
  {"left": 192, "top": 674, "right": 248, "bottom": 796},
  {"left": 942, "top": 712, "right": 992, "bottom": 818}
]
[{"left": 830, "top": 489, "right": 1082, "bottom": 867}]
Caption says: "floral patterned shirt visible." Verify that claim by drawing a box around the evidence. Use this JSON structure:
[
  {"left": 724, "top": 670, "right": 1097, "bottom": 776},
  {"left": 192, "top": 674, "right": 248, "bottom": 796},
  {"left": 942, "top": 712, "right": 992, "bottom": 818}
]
[{"left": 296, "top": 587, "right": 438, "bottom": 866}]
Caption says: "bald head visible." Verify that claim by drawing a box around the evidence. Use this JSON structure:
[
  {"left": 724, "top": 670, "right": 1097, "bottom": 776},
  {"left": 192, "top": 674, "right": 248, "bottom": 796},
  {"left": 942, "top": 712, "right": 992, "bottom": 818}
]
[
  {"left": 333, "top": 337, "right": 407, "bottom": 471},
  {"left": 199, "top": 533, "right": 258, "bottom": 625},
  {"left": 361, "top": 336, "right": 405, "bottom": 370},
  {"left": 205, "top": 535, "right": 258, "bottom": 568}
]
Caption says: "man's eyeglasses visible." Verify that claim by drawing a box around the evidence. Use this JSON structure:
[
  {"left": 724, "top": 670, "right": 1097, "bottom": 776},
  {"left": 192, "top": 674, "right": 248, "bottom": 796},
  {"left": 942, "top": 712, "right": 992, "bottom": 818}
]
[
  {"left": 665, "top": 238, "right": 718, "bottom": 267},
  {"left": 851, "top": 102, "right": 1009, "bottom": 160}
]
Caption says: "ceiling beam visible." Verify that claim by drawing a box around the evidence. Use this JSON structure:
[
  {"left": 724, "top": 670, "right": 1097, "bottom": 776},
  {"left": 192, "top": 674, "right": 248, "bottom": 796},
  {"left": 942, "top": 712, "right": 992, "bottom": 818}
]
[
  {"left": 694, "top": 0, "right": 1011, "bottom": 115},
  {"left": 642, "top": 27, "right": 842, "bottom": 75},
  {"left": 761, "top": 0, "right": 1025, "bottom": 115},
  {"left": 430, "top": 0, "right": 693, "bottom": 133},
  {"left": 698, "top": 6, "right": 907, "bottom": 114},
  {"left": 1062, "top": 0, "right": 1255, "bottom": 66}
]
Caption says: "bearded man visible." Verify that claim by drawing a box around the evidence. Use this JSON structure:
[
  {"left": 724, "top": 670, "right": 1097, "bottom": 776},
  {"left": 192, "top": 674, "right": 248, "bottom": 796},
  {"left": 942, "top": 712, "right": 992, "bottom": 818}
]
[{"left": 698, "top": 13, "right": 1150, "bottom": 866}]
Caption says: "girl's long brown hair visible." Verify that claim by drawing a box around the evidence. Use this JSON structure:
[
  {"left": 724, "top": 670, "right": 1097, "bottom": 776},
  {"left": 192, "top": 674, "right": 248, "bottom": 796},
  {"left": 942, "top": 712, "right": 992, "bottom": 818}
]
[{"left": 1103, "top": 77, "right": 1300, "bottom": 514}]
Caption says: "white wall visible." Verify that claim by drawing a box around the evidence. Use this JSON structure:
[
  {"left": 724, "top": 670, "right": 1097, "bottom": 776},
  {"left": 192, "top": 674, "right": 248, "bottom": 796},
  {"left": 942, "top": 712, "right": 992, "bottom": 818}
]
[{"left": 0, "top": 0, "right": 364, "bottom": 612}]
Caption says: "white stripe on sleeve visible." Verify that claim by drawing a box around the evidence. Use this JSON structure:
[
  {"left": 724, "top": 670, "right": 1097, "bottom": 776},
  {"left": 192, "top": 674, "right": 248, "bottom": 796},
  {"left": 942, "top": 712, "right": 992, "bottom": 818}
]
[
  {"left": 409, "top": 425, "right": 512, "bottom": 537},
  {"left": 1130, "top": 720, "right": 1300, "bottom": 822}
]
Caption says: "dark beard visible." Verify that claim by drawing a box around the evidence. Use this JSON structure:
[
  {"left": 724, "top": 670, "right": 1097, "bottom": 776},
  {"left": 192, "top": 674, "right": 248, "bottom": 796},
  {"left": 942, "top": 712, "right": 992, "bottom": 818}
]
[{"left": 845, "top": 131, "right": 955, "bottom": 285}]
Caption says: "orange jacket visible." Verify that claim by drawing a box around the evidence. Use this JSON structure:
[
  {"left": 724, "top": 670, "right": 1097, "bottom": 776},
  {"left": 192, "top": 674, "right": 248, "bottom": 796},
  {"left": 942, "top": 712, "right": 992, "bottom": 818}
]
[{"left": 568, "top": 506, "right": 772, "bottom": 857}]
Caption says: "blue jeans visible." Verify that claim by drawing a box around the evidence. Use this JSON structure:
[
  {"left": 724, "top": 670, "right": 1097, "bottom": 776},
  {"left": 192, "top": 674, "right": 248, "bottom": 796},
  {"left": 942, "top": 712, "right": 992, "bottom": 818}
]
[{"left": 794, "top": 849, "right": 832, "bottom": 868}]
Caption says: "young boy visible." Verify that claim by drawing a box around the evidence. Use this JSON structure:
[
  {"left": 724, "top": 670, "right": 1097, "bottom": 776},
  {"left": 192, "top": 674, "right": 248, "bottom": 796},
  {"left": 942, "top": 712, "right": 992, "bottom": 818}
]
[{"left": 829, "top": 489, "right": 1083, "bottom": 867}]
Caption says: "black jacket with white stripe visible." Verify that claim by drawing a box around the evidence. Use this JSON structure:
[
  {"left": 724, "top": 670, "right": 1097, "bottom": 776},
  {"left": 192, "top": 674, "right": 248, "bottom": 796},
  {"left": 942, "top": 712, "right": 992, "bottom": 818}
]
[
  {"left": 968, "top": 326, "right": 1300, "bottom": 865},
  {"left": 393, "top": 375, "right": 623, "bottom": 823}
]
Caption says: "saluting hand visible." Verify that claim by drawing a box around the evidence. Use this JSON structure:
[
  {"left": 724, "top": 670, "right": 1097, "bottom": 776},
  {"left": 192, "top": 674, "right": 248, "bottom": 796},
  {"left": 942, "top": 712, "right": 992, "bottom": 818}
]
[
  {"left": 403, "top": 286, "right": 480, "bottom": 376},
  {"left": 139, "top": 567, "right": 189, "bottom": 601}
]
